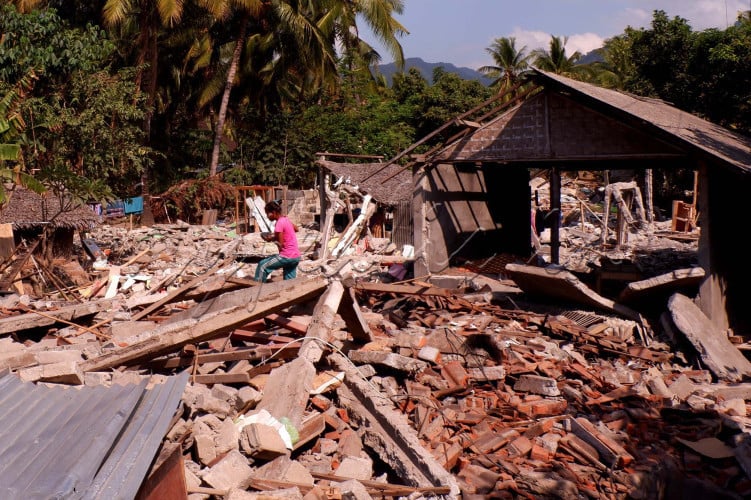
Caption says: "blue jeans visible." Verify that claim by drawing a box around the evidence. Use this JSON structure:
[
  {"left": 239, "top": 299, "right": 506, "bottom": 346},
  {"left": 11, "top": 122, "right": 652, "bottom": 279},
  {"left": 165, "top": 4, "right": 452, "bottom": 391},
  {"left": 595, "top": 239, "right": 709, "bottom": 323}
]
[{"left": 254, "top": 255, "right": 301, "bottom": 282}]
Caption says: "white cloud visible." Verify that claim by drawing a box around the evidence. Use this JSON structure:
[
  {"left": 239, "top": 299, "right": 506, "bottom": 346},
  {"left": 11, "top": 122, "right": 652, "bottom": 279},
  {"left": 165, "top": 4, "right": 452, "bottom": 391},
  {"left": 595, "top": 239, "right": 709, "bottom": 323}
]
[
  {"left": 510, "top": 29, "right": 553, "bottom": 53},
  {"left": 510, "top": 29, "right": 604, "bottom": 57}
]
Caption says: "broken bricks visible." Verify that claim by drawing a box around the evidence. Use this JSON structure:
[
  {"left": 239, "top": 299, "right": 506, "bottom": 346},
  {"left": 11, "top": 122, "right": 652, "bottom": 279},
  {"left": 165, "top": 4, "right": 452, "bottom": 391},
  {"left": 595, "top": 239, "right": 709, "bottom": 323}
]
[{"left": 3, "top": 216, "right": 751, "bottom": 499}]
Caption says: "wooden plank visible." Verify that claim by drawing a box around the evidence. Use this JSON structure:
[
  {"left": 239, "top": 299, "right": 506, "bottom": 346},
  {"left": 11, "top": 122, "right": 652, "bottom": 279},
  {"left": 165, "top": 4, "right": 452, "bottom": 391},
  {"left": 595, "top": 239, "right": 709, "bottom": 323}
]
[
  {"left": 292, "top": 412, "right": 326, "bottom": 451},
  {"left": 135, "top": 442, "right": 188, "bottom": 500},
  {"left": 146, "top": 345, "right": 300, "bottom": 369},
  {"left": 79, "top": 277, "right": 327, "bottom": 372},
  {"left": 353, "top": 282, "right": 453, "bottom": 297},
  {"left": 0, "top": 298, "right": 117, "bottom": 335},
  {"left": 299, "top": 280, "right": 345, "bottom": 363},
  {"left": 192, "top": 373, "right": 250, "bottom": 384},
  {"left": 131, "top": 258, "right": 230, "bottom": 321},
  {"left": 264, "top": 313, "right": 309, "bottom": 335},
  {"left": 104, "top": 265, "right": 121, "bottom": 299},
  {"left": 0, "top": 223, "right": 14, "bottom": 261}
]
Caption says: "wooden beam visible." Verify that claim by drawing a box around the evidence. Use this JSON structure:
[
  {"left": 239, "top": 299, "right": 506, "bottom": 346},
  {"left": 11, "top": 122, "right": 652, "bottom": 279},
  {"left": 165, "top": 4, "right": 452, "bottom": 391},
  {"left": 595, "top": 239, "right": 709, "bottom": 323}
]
[
  {"left": 79, "top": 277, "right": 327, "bottom": 372},
  {"left": 352, "top": 282, "right": 453, "bottom": 297},
  {"left": 131, "top": 258, "right": 231, "bottom": 321},
  {"left": 299, "top": 280, "right": 345, "bottom": 363},
  {"left": 0, "top": 299, "right": 117, "bottom": 335}
]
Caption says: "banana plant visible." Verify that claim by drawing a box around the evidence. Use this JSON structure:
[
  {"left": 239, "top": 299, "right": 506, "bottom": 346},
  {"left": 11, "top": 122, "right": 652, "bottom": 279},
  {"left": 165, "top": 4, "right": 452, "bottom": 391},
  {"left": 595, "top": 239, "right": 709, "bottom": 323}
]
[{"left": 0, "top": 72, "right": 46, "bottom": 206}]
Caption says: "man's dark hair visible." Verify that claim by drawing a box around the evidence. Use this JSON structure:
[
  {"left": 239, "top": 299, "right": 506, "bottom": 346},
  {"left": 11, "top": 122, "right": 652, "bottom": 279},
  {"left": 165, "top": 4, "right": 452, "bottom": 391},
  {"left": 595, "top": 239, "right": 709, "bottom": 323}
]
[{"left": 265, "top": 200, "right": 282, "bottom": 214}]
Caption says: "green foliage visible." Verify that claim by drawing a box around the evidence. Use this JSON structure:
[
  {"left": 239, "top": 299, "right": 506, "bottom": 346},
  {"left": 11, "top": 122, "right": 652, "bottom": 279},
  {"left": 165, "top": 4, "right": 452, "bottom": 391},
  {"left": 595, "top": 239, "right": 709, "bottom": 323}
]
[
  {"left": 619, "top": 9, "right": 751, "bottom": 136},
  {"left": 479, "top": 36, "right": 532, "bottom": 91},
  {"left": 24, "top": 67, "right": 153, "bottom": 200},
  {"left": 585, "top": 35, "right": 635, "bottom": 89},
  {"left": 688, "top": 23, "right": 751, "bottom": 133},
  {"left": 0, "top": 5, "right": 114, "bottom": 87},
  {"left": 532, "top": 35, "right": 585, "bottom": 78},
  {"left": 624, "top": 11, "right": 694, "bottom": 103},
  {"left": 2, "top": 1, "right": 749, "bottom": 211},
  {"left": 0, "top": 70, "right": 46, "bottom": 205},
  {"left": 403, "top": 67, "right": 492, "bottom": 142},
  {"left": 234, "top": 106, "right": 319, "bottom": 188},
  {"left": 0, "top": 6, "right": 150, "bottom": 203}
]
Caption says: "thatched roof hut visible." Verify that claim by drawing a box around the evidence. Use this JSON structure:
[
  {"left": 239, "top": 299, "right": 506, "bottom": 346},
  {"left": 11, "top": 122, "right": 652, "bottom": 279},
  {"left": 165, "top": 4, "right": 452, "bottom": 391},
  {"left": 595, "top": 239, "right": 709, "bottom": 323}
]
[
  {"left": 0, "top": 186, "right": 100, "bottom": 231},
  {"left": 0, "top": 186, "right": 100, "bottom": 258}
]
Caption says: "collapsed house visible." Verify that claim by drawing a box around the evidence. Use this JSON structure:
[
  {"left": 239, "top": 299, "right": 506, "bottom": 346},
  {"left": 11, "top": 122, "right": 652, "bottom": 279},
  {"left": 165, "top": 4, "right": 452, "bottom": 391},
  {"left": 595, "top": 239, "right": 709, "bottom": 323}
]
[
  {"left": 320, "top": 68, "right": 751, "bottom": 339},
  {"left": 2, "top": 69, "right": 751, "bottom": 499}
]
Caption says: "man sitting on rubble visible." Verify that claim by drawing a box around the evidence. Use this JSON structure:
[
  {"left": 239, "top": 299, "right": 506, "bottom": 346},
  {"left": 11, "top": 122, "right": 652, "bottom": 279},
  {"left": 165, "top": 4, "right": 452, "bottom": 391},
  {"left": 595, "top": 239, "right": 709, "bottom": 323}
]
[{"left": 254, "top": 200, "right": 301, "bottom": 282}]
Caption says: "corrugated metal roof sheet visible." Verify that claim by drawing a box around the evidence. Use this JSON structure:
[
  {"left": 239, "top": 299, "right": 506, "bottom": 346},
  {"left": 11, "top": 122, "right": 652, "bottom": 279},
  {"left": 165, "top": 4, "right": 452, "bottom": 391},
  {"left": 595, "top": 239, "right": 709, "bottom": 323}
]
[{"left": 0, "top": 369, "right": 188, "bottom": 500}]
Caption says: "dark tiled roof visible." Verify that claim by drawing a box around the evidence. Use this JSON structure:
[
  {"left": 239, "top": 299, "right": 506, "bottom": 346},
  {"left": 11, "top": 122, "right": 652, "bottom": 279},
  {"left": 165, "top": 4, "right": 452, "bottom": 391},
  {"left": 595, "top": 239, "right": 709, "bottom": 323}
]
[
  {"left": 534, "top": 70, "right": 751, "bottom": 171},
  {"left": 317, "top": 160, "right": 412, "bottom": 205},
  {"left": 0, "top": 186, "right": 100, "bottom": 230},
  {"left": 435, "top": 69, "right": 751, "bottom": 171}
]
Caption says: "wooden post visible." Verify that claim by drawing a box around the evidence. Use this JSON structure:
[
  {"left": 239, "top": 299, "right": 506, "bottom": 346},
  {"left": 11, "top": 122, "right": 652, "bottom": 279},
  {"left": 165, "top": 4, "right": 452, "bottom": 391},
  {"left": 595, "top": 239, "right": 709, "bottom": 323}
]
[
  {"left": 645, "top": 169, "right": 654, "bottom": 223},
  {"left": 550, "top": 167, "right": 561, "bottom": 265},
  {"left": 412, "top": 165, "right": 429, "bottom": 277},
  {"left": 318, "top": 164, "right": 328, "bottom": 230}
]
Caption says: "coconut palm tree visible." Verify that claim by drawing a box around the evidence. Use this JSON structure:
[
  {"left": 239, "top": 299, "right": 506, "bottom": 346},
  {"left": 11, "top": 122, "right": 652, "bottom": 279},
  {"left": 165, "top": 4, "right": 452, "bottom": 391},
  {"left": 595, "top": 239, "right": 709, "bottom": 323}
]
[
  {"left": 532, "top": 35, "right": 586, "bottom": 79},
  {"left": 586, "top": 35, "right": 634, "bottom": 89},
  {"left": 479, "top": 37, "right": 532, "bottom": 93},
  {"left": 101, "top": 0, "right": 187, "bottom": 223},
  {"left": 199, "top": 0, "right": 337, "bottom": 177},
  {"left": 203, "top": 0, "right": 407, "bottom": 177}
]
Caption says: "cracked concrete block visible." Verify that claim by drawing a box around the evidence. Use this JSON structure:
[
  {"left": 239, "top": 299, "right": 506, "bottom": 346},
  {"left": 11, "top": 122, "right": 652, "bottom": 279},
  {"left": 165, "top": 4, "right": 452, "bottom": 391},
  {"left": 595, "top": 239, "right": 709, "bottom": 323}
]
[
  {"left": 514, "top": 374, "right": 560, "bottom": 396},
  {"left": 339, "top": 479, "right": 373, "bottom": 500},
  {"left": 212, "top": 383, "right": 239, "bottom": 406},
  {"left": 84, "top": 371, "right": 112, "bottom": 386},
  {"left": 202, "top": 449, "right": 253, "bottom": 491},
  {"left": 236, "top": 386, "right": 263, "bottom": 411},
  {"left": 194, "top": 433, "right": 217, "bottom": 466},
  {"left": 228, "top": 487, "right": 304, "bottom": 500},
  {"left": 335, "top": 455, "right": 372, "bottom": 481},
  {"left": 40, "top": 361, "right": 84, "bottom": 385},
  {"left": 240, "top": 423, "right": 288, "bottom": 459},
  {"left": 34, "top": 349, "right": 83, "bottom": 365}
]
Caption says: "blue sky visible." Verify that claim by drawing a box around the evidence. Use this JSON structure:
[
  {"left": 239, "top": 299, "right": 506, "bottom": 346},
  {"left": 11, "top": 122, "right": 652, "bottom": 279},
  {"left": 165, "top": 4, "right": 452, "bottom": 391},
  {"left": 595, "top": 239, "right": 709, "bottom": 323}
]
[{"left": 360, "top": 0, "right": 750, "bottom": 69}]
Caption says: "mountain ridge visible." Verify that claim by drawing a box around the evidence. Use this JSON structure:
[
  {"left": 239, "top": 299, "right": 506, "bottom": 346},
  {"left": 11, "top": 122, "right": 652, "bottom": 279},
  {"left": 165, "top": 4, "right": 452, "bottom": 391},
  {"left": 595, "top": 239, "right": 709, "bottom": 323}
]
[
  {"left": 374, "top": 57, "right": 494, "bottom": 87},
  {"left": 374, "top": 50, "right": 604, "bottom": 87}
]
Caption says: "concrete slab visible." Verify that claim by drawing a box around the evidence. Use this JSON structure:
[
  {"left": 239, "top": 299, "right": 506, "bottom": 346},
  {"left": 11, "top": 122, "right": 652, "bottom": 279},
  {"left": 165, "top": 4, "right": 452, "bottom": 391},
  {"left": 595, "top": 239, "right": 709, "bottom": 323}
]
[
  {"left": 668, "top": 293, "right": 751, "bottom": 382},
  {"left": 504, "top": 263, "right": 642, "bottom": 322}
]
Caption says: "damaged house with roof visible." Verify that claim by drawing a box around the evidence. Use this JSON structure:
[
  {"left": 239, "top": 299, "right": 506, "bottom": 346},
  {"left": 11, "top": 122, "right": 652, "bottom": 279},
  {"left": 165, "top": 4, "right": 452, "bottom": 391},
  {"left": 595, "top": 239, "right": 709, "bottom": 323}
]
[{"left": 321, "top": 68, "right": 751, "bottom": 341}]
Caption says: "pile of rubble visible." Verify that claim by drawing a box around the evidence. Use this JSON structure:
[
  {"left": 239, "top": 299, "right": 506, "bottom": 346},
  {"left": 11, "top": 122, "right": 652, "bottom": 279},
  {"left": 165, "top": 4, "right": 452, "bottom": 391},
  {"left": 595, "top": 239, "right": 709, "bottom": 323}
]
[{"left": 1, "top": 205, "right": 751, "bottom": 499}]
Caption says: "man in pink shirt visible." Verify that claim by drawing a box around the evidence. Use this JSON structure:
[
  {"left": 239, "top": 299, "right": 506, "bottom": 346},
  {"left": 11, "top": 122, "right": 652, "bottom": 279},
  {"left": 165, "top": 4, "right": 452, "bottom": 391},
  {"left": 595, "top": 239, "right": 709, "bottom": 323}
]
[{"left": 254, "top": 200, "right": 301, "bottom": 282}]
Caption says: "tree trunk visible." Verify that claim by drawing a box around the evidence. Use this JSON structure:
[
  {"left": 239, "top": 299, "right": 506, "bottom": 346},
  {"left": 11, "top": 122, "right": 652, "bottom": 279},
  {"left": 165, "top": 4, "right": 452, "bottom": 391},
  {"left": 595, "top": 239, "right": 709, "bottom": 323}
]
[{"left": 209, "top": 15, "right": 249, "bottom": 177}]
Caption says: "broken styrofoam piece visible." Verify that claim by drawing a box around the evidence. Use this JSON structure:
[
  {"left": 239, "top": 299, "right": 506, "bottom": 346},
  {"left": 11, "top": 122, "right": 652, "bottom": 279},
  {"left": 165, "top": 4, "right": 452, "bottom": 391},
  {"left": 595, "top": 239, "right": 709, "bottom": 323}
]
[{"left": 235, "top": 409, "right": 294, "bottom": 449}]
